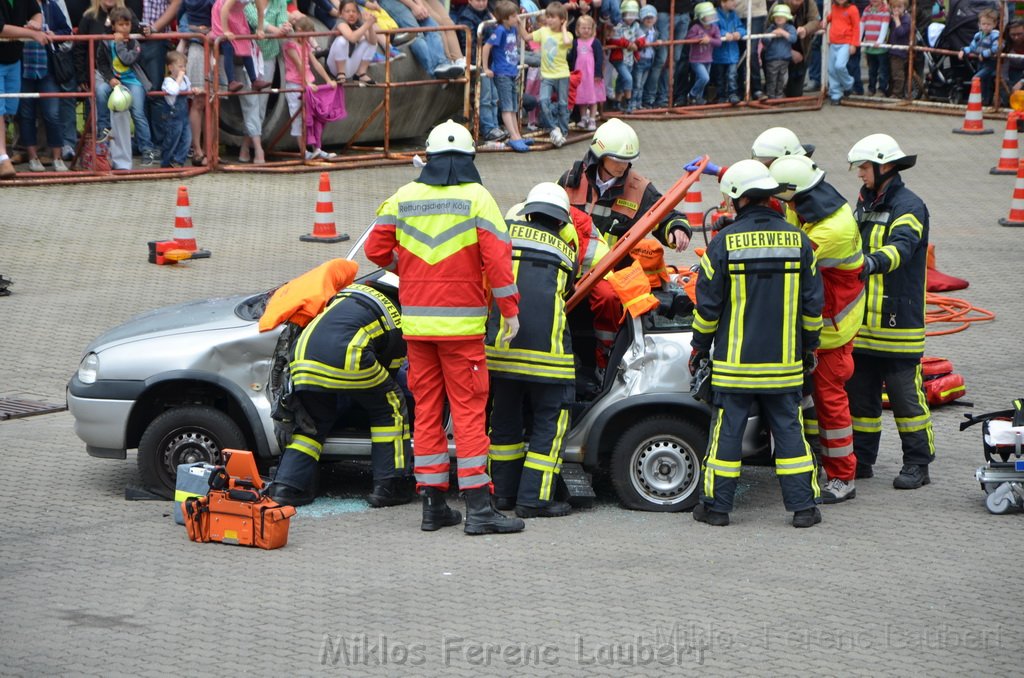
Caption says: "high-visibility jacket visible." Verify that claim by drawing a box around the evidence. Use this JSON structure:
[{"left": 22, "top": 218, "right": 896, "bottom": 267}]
[
  {"left": 485, "top": 217, "right": 577, "bottom": 383},
  {"left": 570, "top": 206, "right": 609, "bottom": 277},
  {"left": 692, "top": 204, "right": 823, "bottom": 393},
  {"left": 558, "top": 153, "right": 692, "bottom": 248},
  {"left": 366, "top": 180, "right": 520, "bottom": 340},
  {"left": 290, "top": 284, "right": 406, "bottom": 391},
  {"left": 790, "top": 181, "right": 866, "bottom": 350},
  {"left": 853, "top": 174, "right": 928, "bottom": 359}
]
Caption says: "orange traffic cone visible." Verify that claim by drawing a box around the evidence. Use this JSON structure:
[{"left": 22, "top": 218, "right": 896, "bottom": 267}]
[
  {"left": 172, "top": 185, "right": 211, "bottom": 258},
  {"left": 684, "top": 180, "right": 706, "bottom": 232},
  {"left": 999, "top": 159, "right": 1024, "bottom": 226},
  {"left": 990, "top": 112, "right": 1020, "bottom": 174},
  {"left": 301, "top": 172, "right": 351, "bottom": 243},
  {"left": 953, "top": 77, "right": 993, "bottom": 135}
]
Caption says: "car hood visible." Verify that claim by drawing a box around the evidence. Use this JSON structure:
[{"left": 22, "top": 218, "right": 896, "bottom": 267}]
[{"left": 86, "top": 293, "right": 261, "bottom": 352}]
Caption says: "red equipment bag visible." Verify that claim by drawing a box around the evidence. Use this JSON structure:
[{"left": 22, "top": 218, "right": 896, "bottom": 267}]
[{"left": 883, "top": 356, "right": 966, "bottom": 408}]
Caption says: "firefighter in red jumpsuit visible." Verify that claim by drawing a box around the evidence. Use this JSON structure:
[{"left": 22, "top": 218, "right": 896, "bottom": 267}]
[{"left": 365, "top": 120, "right": 526, "bottom": 535}]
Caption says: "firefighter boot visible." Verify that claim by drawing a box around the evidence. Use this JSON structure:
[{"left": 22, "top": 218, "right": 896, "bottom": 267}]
[
  {"left": 421, "top": 487, "right": 462, "bottom": 531},
  {"left": 792, "top": 506, "right": 823, "bottom": 528},
  {"left": 692, "top": 503, "right": 730, "bottom": 526},
  {"left": 367, "top": 476, "right": 415, "bottom": 508},
  {"left": 463, "top": 487, "right": 526, "bottom": 535},
  {"left": 893, "top": 464, "right": 931, "bottom": 490},
  {"left": 267, "top": 482, "right": 315, "bottom": 507}
]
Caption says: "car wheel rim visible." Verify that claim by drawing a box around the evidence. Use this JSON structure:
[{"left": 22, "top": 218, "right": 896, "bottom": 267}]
[
  {"left": 630, "top": 436, "right": 699, "bottom": 504},
  {"left": 161, "top": 428, "right": 223, "bottom": 478}
]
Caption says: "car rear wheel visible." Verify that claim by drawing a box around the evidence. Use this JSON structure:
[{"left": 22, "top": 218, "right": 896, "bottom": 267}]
[
  {"left": 138, "top": 406, "right": 246, "bottom": 498},
  {"left": 610, "top": 415, "right": 706, "bottom": 512}
]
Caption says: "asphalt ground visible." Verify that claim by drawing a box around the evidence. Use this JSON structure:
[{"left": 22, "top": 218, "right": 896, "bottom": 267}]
[{"left": 1, "top": 106, "right": 1021, "bottom": 676}]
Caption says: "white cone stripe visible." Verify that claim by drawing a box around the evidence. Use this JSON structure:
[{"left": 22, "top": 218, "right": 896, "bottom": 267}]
[
  {"left": 176, "top": 206, "right": 191, "bottom": 217},
  {"left": 318, "top": 191, "right": 332, "bottom": 202}
]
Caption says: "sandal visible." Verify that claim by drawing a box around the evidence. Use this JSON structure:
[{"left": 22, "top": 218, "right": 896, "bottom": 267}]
[
  {"left": 192, "top": 152, "right": 208, "bottom": 167},
  {"left": 354, "top": 73, "right": 376, "bottom": 86}
]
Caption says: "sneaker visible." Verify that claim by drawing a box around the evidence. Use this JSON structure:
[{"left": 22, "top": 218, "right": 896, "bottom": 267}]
[
  {"left": 453, "top": 57, "right": 466, "bottom": 70},
  {"left": 304, "top": 149, "right": 318, "bottom": 160},
  {"left": 830, "top": 98, "right": 841, "bottom": 106},
  {"left": 820, "top": 478, "right": 856, "bottom": 504},
  {"left": 753, "top": 90, "right": 766, "bottom": 101},
  {"left": 856, "top": 463, "right": 874, "bottom": 479},
  {"left": 53, "top": 158, "right": 69, "bottom": 172},
  {"left": 389, "top": 46, "right": 405, "bottom": 60},
  {"left": 693, "top": 503, "right": 730, "bottom": 526},
  {"left": 61, "top": 144, "right": 75, "bottom": 161},
  {"left": 893, "top": 464, "right": 930, "bottom": 490},
  {"left": 804, "top": 81, "right": 820, "bottom": 93},
  {"left": 792, "top": 506, "right": 822, "bottom": 528},
  {"left": 28, "top": 157, "right": 46, "bottom": 172},
  {"left": 728, "top": 94, "right": 740, "bottom": 105},
  {"left": 315, "top": 149, "right": 338, "bottom": 159},
  {"left": 141, "top": 150, "right": 159, "bottom": 166},
  {"left": 585, "top": 117, "right": 597, "bottom": 131},
  {"left": 550, "top": 128, "right": 565, "bottom": 147},
  {"left": 371, "top": 52, "right": 385, "bottom": 63},
  {"left": 484, "top": 127, "right": 508, "bottom": 142},
  {"left": 392, "top": 32, "right": 412, "bottom": 46},
  {"left": 433, "top": 60, "right": 463, "bottom": 79},
  {"left": 508, "top": 139, "right": 530, "bottom": 153}
]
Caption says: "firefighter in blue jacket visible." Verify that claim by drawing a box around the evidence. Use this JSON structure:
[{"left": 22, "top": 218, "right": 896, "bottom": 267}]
[
  {"left": 690, "top": 160, "right": 824, "bottom": 528},
  {"left": 486, "top": 183, "right": 579, "bottom": 518},
  {"left": 269, "top": 278, "right": 414, "bottom": 507},
  {"left": 846, "top": 133, "right": 935, "bottom": 490}
]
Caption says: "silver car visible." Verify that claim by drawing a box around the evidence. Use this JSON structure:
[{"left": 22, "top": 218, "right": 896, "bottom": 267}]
[{"left": 67, "top": 234, "right": 766, "bottom": 511}]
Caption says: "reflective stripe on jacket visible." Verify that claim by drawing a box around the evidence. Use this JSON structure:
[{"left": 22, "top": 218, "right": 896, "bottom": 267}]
[
  {"left": 853, "top": 174, "right": 928, "bottom": 358},
  {"left": 366, "top": 181, "right": 519, "bottom": 340},
  {"left": 802, "top": 204, "right": 865, "bottom": 349},
  {"left": 290, "top": 285, "right": 406, "bottom": 391},
  {"left": 692, "top": 205, "right": 823, "bottom": 393},
  {"left": 485, "top": 219, "right": 577, "bottom": 383}
]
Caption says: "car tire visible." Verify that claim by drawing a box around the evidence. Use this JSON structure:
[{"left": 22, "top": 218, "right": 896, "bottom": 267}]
[
  {"left": 138, "top": 406, "right": 247, "bottom": 498},
  {"left": 610, "top": 415, "right": 706, "bottom": 512}
]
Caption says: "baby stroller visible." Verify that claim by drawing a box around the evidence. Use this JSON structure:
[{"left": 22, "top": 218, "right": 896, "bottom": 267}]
[{"left": 924, "top": 0, "right": 1000, "bottom": 104}]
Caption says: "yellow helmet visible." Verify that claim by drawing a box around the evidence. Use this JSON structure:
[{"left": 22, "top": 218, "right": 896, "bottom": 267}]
[
  {"left": 751, "top": 126, "right": 807, "bottom": 162},
  {"left": 720, "top": 159, "right": 782, "bottom": 200},
  {"left": 847, "top": 133, "right": 917, "bottom": 169},
  {"left": 425, "top": 119, "right": 475, "bottom": 155},
  {"left": 590, "top": 118, "right": 640, "bottom": 161},
  {"left": 769, "top": 155, "right": 825, "bottom": 201}
]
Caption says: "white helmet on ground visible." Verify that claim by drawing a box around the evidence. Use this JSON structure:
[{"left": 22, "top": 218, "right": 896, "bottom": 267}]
[
  {"left": 425, "top": 119, "right": 475, "bottom": 155},
  {"left": 847, "top": 133, "right": 917, "bottom": 169},
  {"left": 751, "top": 126, "right": 811, "bottom": 162},
  {"left": 769, "top": 155, "right": 826, "bottom": 201},
  {"left": 721, "top": 159, "right": 782, "bottom": 200},
  {"left": 519, "top": 182, "right": 571, "bottom": 223}
]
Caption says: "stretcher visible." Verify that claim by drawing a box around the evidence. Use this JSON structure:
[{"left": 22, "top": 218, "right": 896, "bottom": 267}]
[{"left": 961, "top": 399, "right": 1024, "bottom": 514}]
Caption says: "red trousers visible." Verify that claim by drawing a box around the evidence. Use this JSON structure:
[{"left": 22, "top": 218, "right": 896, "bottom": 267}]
[
  {"left": 407, "top": 338, "right": 491, "bottom": 492},
  {"left": 814, "top": 342, "right": 856, "bottom": 481},
  {"left": 590, "top": 279, "right": 623, "bottom": 368}
]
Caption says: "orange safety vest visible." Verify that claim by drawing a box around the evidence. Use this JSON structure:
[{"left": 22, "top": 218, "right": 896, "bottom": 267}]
[{"left": 565, "top": 171, "right": 652, "bottom": 244}]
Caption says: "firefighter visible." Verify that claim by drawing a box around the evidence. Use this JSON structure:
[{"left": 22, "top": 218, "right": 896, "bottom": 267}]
[
  {"left": 268, "top": 278, "right": 413, "bottom": 508},
  {"left": 846, "top": 133, "right": 935, "bottom": 490},
  {"left": 557, "top": 118, "right": 692, "bottom": 371},
  {"left": 365, "top": 120, "right": 526, "bottom": 535},
  {"left": 770, "top": 155, "right": 866, "bottom": 504},
  {"left": 487, "top": 183, "right": 579, "bottom": 519},
  {"left": 690, "top": 160, "right": 824, "bottom": 528}
]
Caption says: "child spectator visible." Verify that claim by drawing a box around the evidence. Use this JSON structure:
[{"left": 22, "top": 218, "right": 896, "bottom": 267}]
[
  {"left": 528, "top": 1, "right": 573, "bottom": 147},
  {"left": 158, "top": 50, "right": 191, "bottom": 167},
  {"left": 182, "top": 0, "right": 215, "bottom": 166},
  {"left": 607, "top": 0, "right": 644, "bottom": 112},
  {"left": 959, "top": 7, "right": 999, "bottom": 105},
  {"left": 210, "top": 0, "right": 268, "bottom": 92},
  {"left": 685, "top": 1, "right": 721, "bottom": 106},
  {"left": 327, "top": 0, "right": 377, "bottom": 83},
  {"left": 569, "top": 13, "right": 603, "bottom": 130},
  {"left": 860, "top": 0, "right": 890, "bottom": 95},
  {"left": 712, "top": 0, "right": 746, "bottom": 105},
  {"left": 888, "top": 0, "right": 912, "bottom": 97},
  {"left": 483, "top": 1, "right": 528, "bottom": 151},
  {"left": 763, "top": 2, "right": 796, "bottom": 99},
  {"left": 1, "top": 0, "right": 48, "bottom": 179},
  {"left": 18, "top": 0, "right": 73, "bottom": 173},
  {"left": 97, "top": 6, "right": 156, "bottom": 169},
  {"left": 283, "top": 13, "right": 340, "bottom": 159},
  {"left": 825, "top": 0, "right": 859, "bottom": 104},
  {"left": 632, "top": 5, "right": 657, "bottom": 110},
  {"left": 458, "top": 0, "right": 502, "bottom": 143}
]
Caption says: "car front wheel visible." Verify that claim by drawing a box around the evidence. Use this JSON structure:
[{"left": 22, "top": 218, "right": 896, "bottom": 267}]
[
  {"left": 138, "top": 406, "right": 246, "bottom": 498},
  {"left": 610, "top": 415, "right": 706, "bottom": 512}
]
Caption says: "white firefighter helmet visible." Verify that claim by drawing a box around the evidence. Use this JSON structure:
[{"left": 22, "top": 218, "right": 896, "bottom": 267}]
[
  {"left": 751, "top": 126, "right": 807, "bottom": 162},
  {"left": 769, "top": 3, "right": 794, "bottom": 21},
  {"left": 107, "top": 84, "right": 133, "bottom": 113},
  {"left": 590, "top": 118, "right": 640, "bottom": 161},
  {"left": 519, "top": 182, "right": 571, "bottom": 224},
  {"left": 847, "top": 133, "right": 917, "bottom": 169},
  {"left": 769, "top": 155, "right": 825, "bottom": 200},
  {"left": 425, "top": 119, "right": 475, "bottom": 155},
  {"left": 720, "top": 159, "right": 782, "bottom": 200}
]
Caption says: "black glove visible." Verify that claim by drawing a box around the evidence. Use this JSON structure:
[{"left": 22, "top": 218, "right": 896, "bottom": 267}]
[
  {"left": 859, "top": 256, "right": 878, "bottom": 281},
  {"left": 689, "top": 348, "right": 710, "bottom": 376},
  {"left": 803, "top": 352, "right": 818, "bottom": 375},
  {"left": 712, "top": 215, "right": 734, "bottom": 231}
]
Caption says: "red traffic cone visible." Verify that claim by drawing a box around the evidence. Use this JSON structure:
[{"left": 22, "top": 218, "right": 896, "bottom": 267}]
[
  {"left": 172, "top": 186, "right": 210, "bottom": 258},
  {"left": 990, "top": 112, "right": 1020, "bottom": 174},
  {"left": 999, "top": 159, "right": 1024, "bottom": 226},
  {"left": 953, "top": 77, "right": 993, "bottom": 135},
  {"left": 684, "top": 180, "right": 706, "bottom": 232},
  {"left": 301, "top": 172, "right": 351, "bottom": 243}
]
